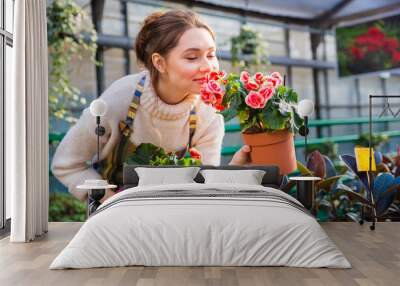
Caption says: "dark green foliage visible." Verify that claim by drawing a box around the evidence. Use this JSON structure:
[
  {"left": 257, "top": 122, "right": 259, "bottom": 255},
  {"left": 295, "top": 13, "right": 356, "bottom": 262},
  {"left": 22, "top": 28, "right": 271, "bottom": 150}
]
[
  {"left": 126, "top": 143, "right": 201, "bottom": 166},
  {"left": 340, "top": 150, "right": 400, "bottom": 221},
  {"left": 49, "top": 192, "right": 86, "bottom": 222},
  {"left": 294, "top": 151, "right": 350, "bottom": 222},
  {"left": 355, "top": 133, "right": 389, "bottom": 150}
]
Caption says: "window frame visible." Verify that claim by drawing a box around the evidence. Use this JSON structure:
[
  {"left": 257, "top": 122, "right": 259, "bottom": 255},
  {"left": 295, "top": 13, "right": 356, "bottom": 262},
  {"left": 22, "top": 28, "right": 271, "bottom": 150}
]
[{"left": 0, "top": 0, "right": 13, "bottom": 235}]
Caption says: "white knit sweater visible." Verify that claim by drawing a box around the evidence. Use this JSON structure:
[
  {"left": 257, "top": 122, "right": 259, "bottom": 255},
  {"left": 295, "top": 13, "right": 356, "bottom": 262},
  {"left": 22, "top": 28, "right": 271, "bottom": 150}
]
[{"left": 51, "top": 70, "right": 225, "bottom": 200}]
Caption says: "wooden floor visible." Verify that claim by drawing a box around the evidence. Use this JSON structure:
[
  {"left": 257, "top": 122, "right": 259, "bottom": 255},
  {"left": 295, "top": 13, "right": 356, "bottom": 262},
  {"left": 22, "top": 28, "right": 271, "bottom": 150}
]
[{"left": 0, "top": 222, "right": 399, "bottom": 286}]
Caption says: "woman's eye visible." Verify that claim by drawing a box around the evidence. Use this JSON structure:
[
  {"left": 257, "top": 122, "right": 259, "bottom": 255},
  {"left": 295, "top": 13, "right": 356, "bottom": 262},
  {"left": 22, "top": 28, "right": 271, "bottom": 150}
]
[
  {"left": 186, "top": 57, "right": 197, "bottom": 61},
  {"left": 208, "top": 54, "right": 216, "bottom": 58}
]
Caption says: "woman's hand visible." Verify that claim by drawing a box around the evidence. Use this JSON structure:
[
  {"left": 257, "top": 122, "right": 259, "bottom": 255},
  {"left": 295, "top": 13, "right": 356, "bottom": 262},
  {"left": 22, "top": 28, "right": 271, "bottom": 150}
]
[
  {"left": 228, "top": 145, "right": 252, "bottom": 166},
  {"left": 99, "top": 189, "right": 117, "bottom": 204}
]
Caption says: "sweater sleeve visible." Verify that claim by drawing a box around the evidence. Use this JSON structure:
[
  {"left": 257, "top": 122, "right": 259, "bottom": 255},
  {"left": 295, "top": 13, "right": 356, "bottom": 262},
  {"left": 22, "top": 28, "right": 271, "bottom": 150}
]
[
  {"left": 51, "top": 73, "right": 142, "bottom": 201},
  {"left": 192, "top": 113, "right": 225, "bottom": 166},
  {"left": 51, "top": 107, "right": 112, "bottom": 201}
]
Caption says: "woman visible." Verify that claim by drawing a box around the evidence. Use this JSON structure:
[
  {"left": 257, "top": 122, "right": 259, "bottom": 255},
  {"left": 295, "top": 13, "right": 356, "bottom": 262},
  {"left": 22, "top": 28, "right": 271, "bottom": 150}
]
[{"left": 51, "top": 10, "right": 251, "bottom": 202}]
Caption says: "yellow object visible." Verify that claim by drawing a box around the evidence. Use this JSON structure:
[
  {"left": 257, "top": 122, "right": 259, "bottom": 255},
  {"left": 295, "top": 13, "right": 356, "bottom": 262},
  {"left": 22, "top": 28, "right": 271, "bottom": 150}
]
[{"left": 354, "top": 147, "right": 376, "bottom": 171}]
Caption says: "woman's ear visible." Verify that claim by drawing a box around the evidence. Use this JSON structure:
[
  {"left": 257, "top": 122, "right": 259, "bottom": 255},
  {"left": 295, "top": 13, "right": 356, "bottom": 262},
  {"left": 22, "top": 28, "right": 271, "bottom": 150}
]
[{"left": 151, "top": 53, "right": 167, "bottom": 74}]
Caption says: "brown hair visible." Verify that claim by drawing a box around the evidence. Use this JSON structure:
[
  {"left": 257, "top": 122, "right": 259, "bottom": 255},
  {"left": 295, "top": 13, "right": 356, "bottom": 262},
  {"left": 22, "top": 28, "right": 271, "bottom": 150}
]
[{"left": 135, "top": 10, "right": 215, "bottom": 84}]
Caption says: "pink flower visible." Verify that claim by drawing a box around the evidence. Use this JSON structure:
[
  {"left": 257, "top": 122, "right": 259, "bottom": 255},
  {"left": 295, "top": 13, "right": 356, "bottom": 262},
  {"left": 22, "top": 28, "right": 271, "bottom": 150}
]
[
  {"left": 217, "top": 70, "right": 226, "bottom": 78},
  {"left": 270, "top": 72, "right": 283, "bottom": 85},
  {"left": 240, "top": 71, "right": 250, "bottom": 83},
  {"left": 200, "top": 90, "right": 215, "bottom": 105},
  {"left": 254, "top": 72, "right": 265, "bottom": 85},
  {"left": 245, "top": 91, "right": 266, "bottom": 109},
  {"left": 214, "top": 103, "right": 225, "bottom": 111},
  {"left": 214, "top": 92, "right": 224, "bottom": 105},
  {"left": 207, "top": 70, "right": 226, "bottom": 81},
  {"left": 200, "top": 78, "right": 226, "bottom": 111},
  {"left": 259, "top": 85, "right": 274, "bottom": 102},
  {"left": 207, "top": 80, "right": 223, "bottom": 95},
  {"left": 207, "top": 71, "right": 219, "bottom": 81},
  {"left": 212, "top": 92, "right": 225, "bottom": 111},
  {"left": 265, "top": 76, "right": 280, "bottom": 88},
  {"left": 244, "top": 80, "right": 259, "bottom": 91}
]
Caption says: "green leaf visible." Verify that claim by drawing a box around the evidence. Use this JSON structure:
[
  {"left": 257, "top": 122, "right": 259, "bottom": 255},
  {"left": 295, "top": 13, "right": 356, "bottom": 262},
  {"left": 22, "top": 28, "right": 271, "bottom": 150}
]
[
  {"left": 126, "top": 143, "right": 161, "bottom": 165},
  {"left": 346, "top": 212, "right": 362, "bottom": 223},
  {"left": 316, "top": 175, "right": 342, "bottom": 192},
  {"left": 238, "top": 109, "right": 250, "bottom": 122},
  {"left": 316, "top": 208, "right": 330, "bottom": 222},
  {"left": 296, "top": 161, "right": 313, "bottom": 175},
  {"left": 318, "top": 199, "right": 332, "bottom": 209},
  {"left": 262, "top": 109, "right": 288, "bottom": 130},
  {"left": 281, "top": 180, "right": 296, "bottom": 194},
  {"left": 285, "top": 88, "right": 299, "bottom": 103},
  {"left": 336, "top": 183, "right": 373, "bottom": 206}
]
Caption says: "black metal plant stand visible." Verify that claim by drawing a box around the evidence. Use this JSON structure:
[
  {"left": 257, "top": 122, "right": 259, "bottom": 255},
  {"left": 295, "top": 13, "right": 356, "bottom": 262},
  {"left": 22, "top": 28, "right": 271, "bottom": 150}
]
[{"left": 365, "top": 95, "right": 400, "bottom": 230}]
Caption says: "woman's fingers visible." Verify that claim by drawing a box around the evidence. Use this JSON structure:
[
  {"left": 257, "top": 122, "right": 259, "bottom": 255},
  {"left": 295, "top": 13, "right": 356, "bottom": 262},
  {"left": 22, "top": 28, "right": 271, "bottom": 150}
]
[
  {"left": 242, "top": 145, "right": 251, "bottom": 153},
  {"left": 99, "top": 189, "right": 116, "bottom": 203},
  {"left": 229, "top": 145, "right": 252, "bottom": 166}
]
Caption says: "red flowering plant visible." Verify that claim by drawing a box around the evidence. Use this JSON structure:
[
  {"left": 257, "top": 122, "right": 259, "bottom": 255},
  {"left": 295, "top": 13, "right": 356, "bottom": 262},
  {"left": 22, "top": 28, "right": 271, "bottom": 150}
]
[
  {"left": 347, "top": 26, "right": 400, "bottom": 72},
  {"left": 200, "top": 70, "right": 304, "bottom": 134}
]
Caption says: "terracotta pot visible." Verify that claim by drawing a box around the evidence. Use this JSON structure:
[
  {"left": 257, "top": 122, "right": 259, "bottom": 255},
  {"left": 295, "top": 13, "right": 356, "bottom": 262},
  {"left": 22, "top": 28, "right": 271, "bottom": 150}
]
[{"left": 241, "top": 130, "right": 297, "bottom": 175}]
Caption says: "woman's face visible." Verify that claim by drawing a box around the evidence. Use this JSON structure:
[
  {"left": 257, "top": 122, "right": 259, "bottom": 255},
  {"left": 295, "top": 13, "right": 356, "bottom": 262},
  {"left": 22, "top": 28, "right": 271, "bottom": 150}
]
[{"left": 157, "top": 27, "right": 219, "bottom": 100}]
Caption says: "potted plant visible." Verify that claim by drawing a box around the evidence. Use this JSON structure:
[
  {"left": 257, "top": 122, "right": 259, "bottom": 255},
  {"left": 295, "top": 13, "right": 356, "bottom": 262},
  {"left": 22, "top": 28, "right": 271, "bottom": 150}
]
[
  {"left": 200, "top": 71, "right": 303, "bottom": 174},
  {"left": 230, "top": 25, "right": 268, "bottom": 68}
]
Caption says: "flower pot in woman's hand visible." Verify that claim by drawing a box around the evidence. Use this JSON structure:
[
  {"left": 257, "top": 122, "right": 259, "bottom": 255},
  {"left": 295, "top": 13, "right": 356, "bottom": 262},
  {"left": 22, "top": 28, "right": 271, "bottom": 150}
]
[{"left": 241, "top": 130, "right": 297, "bottom": 175}]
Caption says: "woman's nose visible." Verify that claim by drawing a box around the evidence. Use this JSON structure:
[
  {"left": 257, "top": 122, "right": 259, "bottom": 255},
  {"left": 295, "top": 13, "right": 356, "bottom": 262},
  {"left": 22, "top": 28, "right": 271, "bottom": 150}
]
[
  {"left": 199, "top": 65, "right": 211, "bottom": 73},
  {"left": 199, "top": 59, "right": 213, "bottom": 72}
]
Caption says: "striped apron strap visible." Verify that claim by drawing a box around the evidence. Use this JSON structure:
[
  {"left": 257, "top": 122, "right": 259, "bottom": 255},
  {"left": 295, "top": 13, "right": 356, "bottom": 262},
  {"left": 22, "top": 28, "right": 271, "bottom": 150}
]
[
  {"left": 174, "top": 104, "right": 197, "bottom": 159},
  {"left": 97, "top": 75, "right": 147, "bottom": 185},
  {"left": 119, "top": 75, "right": 146, "bottom": 136},
  {"left": 188, "top": 106, "right": 197, "bottom": 148}
]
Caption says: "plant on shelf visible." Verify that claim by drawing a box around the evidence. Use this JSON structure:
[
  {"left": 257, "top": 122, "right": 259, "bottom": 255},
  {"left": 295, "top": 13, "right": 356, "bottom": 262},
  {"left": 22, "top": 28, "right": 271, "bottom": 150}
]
[
  {"left": 230, "top": 25, "right": 269, "bottom": 69},
  {"left": 47, "top": 0, "right": 98, "bottom": 126},
  {"left": 307, "top": 141, "right": 339, "bottom": 162},
  {"left": 200, "top": 70, "right": 303, "bottom": 174},
  {"left": 355, "top": 133, "right": 389, "bottom": 150}
]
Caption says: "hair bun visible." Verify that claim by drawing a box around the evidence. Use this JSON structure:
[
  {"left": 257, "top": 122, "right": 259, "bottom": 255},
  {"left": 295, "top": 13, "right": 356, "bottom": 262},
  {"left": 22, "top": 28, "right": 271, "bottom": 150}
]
[
  {"left": 135, "top": 11, "right": 165, "bottom": 65},
  {"left": 143, "top": 11, "right": 164, "bottom": 26}
]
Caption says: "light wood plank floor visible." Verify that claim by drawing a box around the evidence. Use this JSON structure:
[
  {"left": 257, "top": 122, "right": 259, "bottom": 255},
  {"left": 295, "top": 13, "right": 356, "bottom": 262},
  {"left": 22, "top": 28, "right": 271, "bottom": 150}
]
[{"left": 0, "top": 222, "right": 399, "bottom": 286}]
